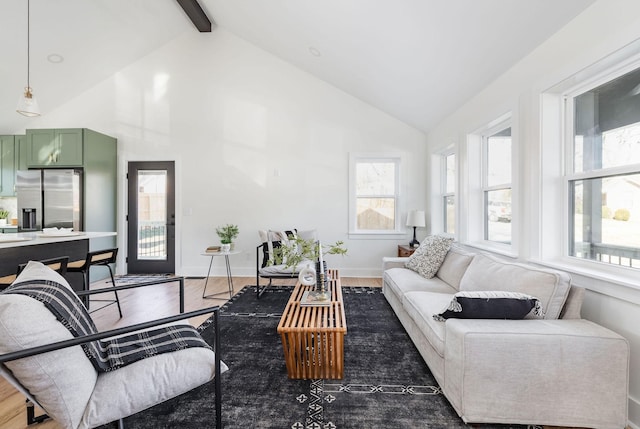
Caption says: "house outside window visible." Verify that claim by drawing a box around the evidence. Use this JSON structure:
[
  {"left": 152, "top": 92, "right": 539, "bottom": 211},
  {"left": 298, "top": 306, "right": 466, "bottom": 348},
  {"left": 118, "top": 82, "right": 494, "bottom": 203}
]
[
  {"left": 443, "top": 153, "right": 456, "bottom": 234},
  {"left": 567, "top": 65, "right": 640, "bottom": 268},
  {"left": 484, "top": 126, "right": 512, "bottom": 244},
  {"left": 349, "top": 155, "right": 401, "bottom": 234}
]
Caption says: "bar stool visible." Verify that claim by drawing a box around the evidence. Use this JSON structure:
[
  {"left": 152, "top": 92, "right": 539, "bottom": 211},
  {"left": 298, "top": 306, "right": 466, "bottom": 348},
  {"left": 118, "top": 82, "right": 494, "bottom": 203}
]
[
  {"left": 67, "top": 248, "right": 122, "bottom": 317},
  {"left": 0, "top": 256, "right": 70, "bottom": 290}
]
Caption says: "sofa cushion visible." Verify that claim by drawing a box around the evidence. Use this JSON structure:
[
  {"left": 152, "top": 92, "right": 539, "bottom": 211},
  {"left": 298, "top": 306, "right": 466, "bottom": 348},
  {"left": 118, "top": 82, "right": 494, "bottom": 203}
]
[
  {"left": 458, "top": 253, "right": 571, "bottom": 319},
  {"left": 0, "top": 261, "right": 98, "bottom": 429},
  {"left": 433, "top": 291, "right": 544, "bottom": 322},
  {"left": 405, "top": 235, "right": 454, "bottom": 279},
  {"left": 435, "top": 245, "right": 475, "bottom": 290},
  {"left": 384, "top": 268, "right": 458, "bottom": 298},
  {"left": 402, "top": 291, "right": 454, "bottom": 358},
  {"left": 560, "top": 286, "right": 585, "bottom": 319}
]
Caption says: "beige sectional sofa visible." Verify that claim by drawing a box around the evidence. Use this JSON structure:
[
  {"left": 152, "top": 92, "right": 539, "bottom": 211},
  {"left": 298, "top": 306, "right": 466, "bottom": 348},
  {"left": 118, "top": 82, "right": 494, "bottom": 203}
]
[{"left": 382, "top": 245, "right": 630, "bottom": 429}]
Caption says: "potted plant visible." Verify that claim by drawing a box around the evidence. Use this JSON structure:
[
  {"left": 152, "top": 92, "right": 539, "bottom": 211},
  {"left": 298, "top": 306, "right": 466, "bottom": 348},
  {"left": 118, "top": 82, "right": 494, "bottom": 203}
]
[
  {"left": 0, "top": 210, "right": 9, "bottom": 227},
  {"left": 274, "top": 237, "right": 347, "bottom": 273},
  {"left": 216, "top": 224, "right": 239, "bottom": 251}
]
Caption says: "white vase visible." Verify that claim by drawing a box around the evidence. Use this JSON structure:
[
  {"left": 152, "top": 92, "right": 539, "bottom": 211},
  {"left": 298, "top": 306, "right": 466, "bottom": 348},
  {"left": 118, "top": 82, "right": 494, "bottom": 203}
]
[
  {"left": 0, "top": 219, "right": 6, "bottom": 226},
  {"left": 298, "top": 263, "right": 316, "bottom": 286},
  {"left": 221, "top": 243, "right": 231, "bottom": 253}
]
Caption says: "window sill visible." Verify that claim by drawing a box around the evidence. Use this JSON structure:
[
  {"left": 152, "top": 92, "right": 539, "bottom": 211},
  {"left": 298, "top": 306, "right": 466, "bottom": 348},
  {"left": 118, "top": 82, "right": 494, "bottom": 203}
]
[
  {"left": 461, "top": 241, "right": 518, "bottom": 259},
  {"left": 528, "top": 257, "right": 640, "bottom": 306},
  {"left": 348, "top": 231, "right": 407, "bottom": 240}
]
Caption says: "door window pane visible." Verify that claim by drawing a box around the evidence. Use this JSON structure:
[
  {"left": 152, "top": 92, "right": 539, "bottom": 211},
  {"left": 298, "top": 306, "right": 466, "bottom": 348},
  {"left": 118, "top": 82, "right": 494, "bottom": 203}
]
[{"left": 137, "top": 170, "right": 167, "bottom": 260}]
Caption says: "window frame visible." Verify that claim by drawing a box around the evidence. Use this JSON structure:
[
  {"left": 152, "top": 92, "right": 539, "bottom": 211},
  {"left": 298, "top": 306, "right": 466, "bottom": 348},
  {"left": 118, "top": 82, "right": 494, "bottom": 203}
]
[
  {"left": 348, "top": 153, "right": 404, "bottom": 237},
  {"left": 482, "top": 124, "right": 513, "bottom": 244},
  {"left": 465, "top": 112, "right": 516, "bottom": 255},
  {"left": 442, "top": 152, "right": 456, "bottom": 235},
  {"left": 562, "top": 65, "right": 640, "bottom": 270},
  {"left": 538, "top": 45, "right": 640, "bottom": 290}
]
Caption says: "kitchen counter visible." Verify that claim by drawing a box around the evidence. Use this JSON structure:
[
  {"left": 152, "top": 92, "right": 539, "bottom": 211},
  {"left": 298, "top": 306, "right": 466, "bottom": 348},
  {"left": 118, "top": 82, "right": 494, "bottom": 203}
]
[
  {"left": 0, "top": 231, "right": 116, "bottom": 249},
  {"left": 0, "top": 231, "right": 117, "bottom": 291}
]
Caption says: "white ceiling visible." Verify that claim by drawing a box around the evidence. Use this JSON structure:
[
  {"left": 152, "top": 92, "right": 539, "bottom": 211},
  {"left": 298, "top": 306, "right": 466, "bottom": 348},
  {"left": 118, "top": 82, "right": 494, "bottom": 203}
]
[{"left": 1, "top": 0, "right": 595, "bottom": 133}]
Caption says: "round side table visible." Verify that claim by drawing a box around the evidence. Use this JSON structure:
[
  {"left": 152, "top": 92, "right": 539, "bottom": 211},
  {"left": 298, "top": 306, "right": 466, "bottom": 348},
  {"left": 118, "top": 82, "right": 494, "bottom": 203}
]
[{"left": 201, "top": 250, "right": 241, "bottom": 300}]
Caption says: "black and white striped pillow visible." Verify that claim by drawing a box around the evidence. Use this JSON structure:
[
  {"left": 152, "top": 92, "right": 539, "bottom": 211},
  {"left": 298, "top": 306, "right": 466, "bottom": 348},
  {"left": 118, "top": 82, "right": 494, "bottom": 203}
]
[{"left": 433, "top": 291, "right": 544, "bottom": 321}]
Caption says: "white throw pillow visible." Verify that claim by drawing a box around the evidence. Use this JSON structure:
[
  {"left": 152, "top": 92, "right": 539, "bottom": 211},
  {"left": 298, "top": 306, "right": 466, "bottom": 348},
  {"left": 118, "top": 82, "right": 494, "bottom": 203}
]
[{"left": 405, "top": 235, "right": 455, "bottom": 279}]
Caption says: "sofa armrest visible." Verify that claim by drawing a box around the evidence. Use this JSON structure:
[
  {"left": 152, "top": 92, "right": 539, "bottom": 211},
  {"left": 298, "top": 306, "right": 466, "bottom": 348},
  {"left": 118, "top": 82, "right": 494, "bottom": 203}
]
[
  {"left": 443, "top": 319, "right": 629, "bottom": 428},
  {"left": 382, "top": 256, "right": 409, "bottom": 271}
]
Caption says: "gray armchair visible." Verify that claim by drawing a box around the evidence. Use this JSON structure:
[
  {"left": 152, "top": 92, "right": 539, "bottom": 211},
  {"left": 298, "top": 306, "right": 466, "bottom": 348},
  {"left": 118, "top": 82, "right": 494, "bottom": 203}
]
[{"left": 0, "top": 261, "right": 225, "bottom": 429}]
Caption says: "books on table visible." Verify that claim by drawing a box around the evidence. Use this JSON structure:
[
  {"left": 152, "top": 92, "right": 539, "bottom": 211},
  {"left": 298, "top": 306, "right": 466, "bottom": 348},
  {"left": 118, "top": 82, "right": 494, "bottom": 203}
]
[{"left": 300, "top": 290, "right": 331, "bottom": 306}]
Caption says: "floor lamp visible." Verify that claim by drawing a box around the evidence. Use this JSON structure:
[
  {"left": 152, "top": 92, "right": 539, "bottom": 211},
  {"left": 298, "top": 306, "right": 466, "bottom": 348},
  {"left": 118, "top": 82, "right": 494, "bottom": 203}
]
[{"left": 406, "top": 210, "right": 425, "bottom": 247}]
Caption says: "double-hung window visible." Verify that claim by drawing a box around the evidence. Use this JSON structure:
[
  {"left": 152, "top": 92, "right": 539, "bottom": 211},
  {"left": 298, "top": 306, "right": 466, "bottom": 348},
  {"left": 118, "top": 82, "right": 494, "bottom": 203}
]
[
  {"left": 483, "top": 126, "right": 512, "bottom": 244},
  {"left": 566, "top": 65, "right": 640, "bottom": 268},
  {"left": 443, "top": 153, "right": 456, "bottom": 234},
  {"left": 349, "top": 154, "right": 401, "bottom": 234}
]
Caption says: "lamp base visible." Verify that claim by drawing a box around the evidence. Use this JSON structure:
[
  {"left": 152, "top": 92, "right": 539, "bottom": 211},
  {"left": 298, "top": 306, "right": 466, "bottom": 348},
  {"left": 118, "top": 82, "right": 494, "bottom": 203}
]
[{"left": 409, "top": 226, "right": 420, "bottom": 248}]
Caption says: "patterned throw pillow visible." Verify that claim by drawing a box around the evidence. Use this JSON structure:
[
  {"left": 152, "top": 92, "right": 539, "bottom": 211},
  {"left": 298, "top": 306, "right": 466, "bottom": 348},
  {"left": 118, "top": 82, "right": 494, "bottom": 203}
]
[
  {"left": 404, "top": 235, "right": 454, "bottom": 279},
  {"left": 258, "top": 229, "right": 297, "bottom": 267},
  {"left": 433, "top": 291, "right": 545, "bottom": 322}
]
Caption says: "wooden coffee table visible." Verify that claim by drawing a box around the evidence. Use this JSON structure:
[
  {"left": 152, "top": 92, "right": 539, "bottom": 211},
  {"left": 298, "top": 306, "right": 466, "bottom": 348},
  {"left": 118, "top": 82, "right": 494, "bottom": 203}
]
[{"left": 277, "top": 269, "right": 347, "bottom": 379}]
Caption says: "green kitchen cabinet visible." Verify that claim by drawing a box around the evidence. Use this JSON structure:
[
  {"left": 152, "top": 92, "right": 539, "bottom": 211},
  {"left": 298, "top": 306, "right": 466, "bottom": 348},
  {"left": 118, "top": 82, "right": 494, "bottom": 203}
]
[
  {"left": 15, "top": 135, "right": 27, "bottom": 171},
  {"left": 26, "top": 128, "right": 83, "bottom": 167},
  {"left": 0, "top": 135, "right": 16, "bottom": 196}
]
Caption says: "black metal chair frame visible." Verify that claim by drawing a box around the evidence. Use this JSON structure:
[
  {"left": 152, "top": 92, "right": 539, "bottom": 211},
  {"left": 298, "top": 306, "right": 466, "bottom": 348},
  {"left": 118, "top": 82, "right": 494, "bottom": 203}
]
[
  {"left": 68, "top": 248, "right": 122, "bottom": 317},
  {"left": 17, "top": 256, "right": 70, "bottom": 276},
  {"left": 0, "top": 277, "right": 223, "bottom": 429},
  {"left": 255, "top": 243, "right": 298, "bottom": 298},
  {"left": 1, "top": 257, "right": 70, "bottom": 290}
]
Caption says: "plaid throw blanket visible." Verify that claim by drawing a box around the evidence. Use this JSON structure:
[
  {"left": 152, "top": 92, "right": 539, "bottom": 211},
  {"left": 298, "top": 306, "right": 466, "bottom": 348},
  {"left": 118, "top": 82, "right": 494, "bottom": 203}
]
[{"left": 4, "top": 279, "right": 211, "bottom": 372}]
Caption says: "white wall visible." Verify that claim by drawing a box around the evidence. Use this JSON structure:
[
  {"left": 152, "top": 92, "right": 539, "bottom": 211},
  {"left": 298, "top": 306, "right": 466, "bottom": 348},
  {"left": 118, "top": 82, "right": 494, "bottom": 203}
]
[
  {"left": 19, "top": 28, "right": 427, "bottom": 278},
  {"left": 427, "top": 1, "right": 640, "bottom": 427}
]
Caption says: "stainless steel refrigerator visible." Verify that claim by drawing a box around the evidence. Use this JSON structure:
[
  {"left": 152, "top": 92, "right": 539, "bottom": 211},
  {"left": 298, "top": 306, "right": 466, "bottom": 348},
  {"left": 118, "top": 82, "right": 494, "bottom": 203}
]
[{"left": 16, "top": 169, "right": 83, "bottom": 231}]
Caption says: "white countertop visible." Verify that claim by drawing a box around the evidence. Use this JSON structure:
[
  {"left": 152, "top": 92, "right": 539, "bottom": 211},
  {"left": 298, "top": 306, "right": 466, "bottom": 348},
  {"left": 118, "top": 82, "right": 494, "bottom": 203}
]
[{"left": 0, "top": 231, "right": 117, "bottom": 249}]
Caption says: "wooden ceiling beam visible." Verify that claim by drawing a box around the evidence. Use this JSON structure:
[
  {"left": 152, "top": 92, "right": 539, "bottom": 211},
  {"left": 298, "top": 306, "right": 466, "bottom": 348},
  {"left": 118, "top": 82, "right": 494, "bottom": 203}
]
[{"left": 176, "top": 0, "right": 213, "bottom": 32}]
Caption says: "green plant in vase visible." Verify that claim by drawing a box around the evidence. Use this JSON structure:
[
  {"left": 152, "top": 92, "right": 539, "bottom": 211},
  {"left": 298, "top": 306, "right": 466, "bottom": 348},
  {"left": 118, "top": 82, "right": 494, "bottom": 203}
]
[
  {"left": 0, "top": 210, "right": 9, "bottom": 226},
  {"left": 216, "top": 224, "right": 239, "bottom": 251},
  {"left": 274, "top": 237, "right": 347, "bottom": 273}
]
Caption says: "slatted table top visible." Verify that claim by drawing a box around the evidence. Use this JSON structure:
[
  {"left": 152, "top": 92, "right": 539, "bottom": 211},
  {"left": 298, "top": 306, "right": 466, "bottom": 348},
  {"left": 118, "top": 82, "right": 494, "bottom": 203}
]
[{"left": 277, "top": 269, "right": 346, "bottom": 334}]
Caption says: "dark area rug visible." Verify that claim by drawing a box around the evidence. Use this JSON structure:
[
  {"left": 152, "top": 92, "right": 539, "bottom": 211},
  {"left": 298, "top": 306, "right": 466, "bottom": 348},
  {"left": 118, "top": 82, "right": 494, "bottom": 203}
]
[{"left": 108, "top": 285, "right": 537, "bottom": 429}]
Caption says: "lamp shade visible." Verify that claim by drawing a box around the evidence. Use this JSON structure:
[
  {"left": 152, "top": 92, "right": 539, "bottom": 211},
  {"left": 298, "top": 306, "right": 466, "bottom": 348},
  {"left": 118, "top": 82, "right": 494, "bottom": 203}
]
[
  {"left": 406, "top": 210, "right": 426, "bottom": 228},
  {"left": 17, "top": 87, "right": 40, "bottom": 117}
]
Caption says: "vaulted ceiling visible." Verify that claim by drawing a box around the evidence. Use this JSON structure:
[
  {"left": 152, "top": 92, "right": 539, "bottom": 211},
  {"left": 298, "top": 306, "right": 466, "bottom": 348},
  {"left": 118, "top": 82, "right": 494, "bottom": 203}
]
[{"left": 1, "top": 0, "right": 595, "bottom": 133}]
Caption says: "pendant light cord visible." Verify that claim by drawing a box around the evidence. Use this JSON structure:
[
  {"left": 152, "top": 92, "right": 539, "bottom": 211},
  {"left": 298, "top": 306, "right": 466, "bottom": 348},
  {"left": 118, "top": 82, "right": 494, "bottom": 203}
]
[{"left": 27, "top": 0, "right": 30, "bottom": 89}]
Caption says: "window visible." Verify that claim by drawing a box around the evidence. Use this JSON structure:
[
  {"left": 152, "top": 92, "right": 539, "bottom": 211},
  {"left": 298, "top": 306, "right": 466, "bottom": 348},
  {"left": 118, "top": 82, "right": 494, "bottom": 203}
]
[
  {"left": 443, "top": 153, "right": 456, "bottom": 234},
  {"left": 484, "top": 127, "right": 512, "bottom": 244},
  {"left": 349, "top": 155, "right": 401, "bottom": 234},
  {"left": 567, "top": 66, "right": 640, "bottom": 268}
]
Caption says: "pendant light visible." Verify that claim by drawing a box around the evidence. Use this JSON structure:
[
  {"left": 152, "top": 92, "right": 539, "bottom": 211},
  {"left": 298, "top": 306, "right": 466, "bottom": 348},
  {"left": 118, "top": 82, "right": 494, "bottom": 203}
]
[{"left": 17, "top": 0, "right": 40, "bottom": 117}]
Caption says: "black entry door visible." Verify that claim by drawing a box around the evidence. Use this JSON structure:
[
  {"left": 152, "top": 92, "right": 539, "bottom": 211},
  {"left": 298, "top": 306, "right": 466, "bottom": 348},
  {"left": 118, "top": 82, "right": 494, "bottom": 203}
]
[{"left": 127, "top": 161, "right": 175, "bottom": 274}]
